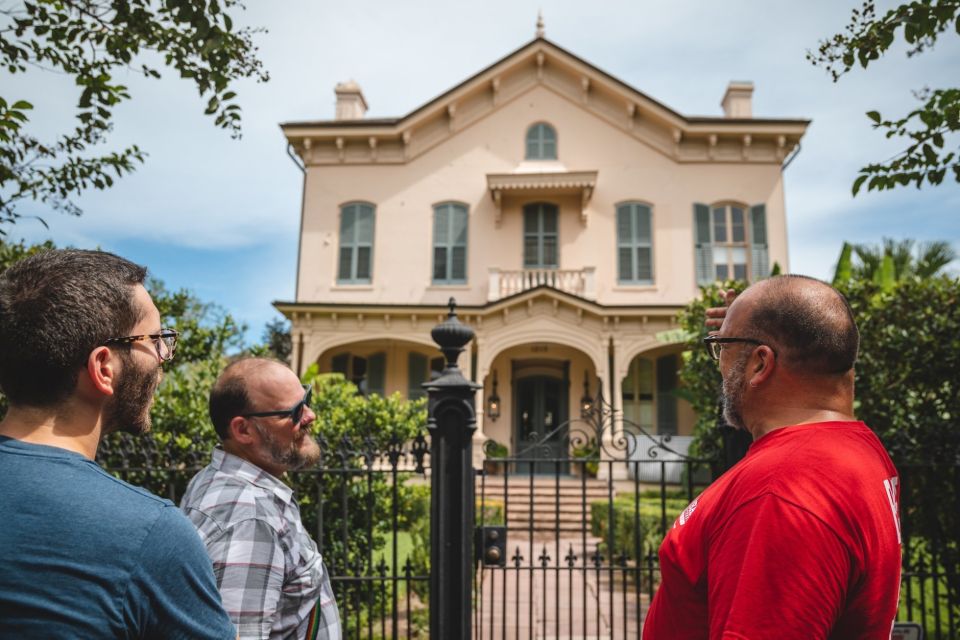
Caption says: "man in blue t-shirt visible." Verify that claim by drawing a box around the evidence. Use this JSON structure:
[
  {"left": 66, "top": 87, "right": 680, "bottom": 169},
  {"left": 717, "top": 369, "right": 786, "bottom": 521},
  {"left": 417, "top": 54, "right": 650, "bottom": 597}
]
[{"left": 0, "top": 249, "right": 235, "bottom": 639}]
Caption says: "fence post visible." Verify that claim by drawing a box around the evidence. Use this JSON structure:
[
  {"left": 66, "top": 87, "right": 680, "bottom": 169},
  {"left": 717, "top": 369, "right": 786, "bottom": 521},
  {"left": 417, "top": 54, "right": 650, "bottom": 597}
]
[{"left": 425, "top": 298, "right": 481, "bottom": 639}]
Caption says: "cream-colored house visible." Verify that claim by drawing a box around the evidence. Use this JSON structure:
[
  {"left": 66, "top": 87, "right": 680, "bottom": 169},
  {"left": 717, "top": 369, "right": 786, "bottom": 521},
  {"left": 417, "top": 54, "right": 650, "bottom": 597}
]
[{"left": 276, "top": 32, "right": 808, "bottom": 468}]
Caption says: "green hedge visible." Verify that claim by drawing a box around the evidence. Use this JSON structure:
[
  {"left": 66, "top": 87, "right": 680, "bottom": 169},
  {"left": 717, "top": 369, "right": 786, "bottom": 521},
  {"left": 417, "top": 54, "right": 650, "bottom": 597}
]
[{"left": 590, "top": 494, "right": 688, "bottom": 559}]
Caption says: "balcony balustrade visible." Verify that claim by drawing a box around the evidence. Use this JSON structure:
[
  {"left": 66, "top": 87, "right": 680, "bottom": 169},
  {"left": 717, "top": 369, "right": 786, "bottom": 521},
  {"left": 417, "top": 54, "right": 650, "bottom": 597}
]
[{"left": 487, "top": 267, "right": 596, "bottom": 301}]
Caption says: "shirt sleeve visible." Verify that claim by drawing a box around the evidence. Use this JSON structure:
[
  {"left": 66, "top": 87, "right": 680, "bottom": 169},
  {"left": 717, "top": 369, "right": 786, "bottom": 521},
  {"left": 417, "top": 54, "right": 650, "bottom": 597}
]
[
  {"left": 125, "top": 506, "right": 236, "bottom": 640},
  {"left": 206, "top": 517, "right": 286, "bottom": 640},
  {"left": 707, "top": 493, "right": 851, "bottom": 640}
]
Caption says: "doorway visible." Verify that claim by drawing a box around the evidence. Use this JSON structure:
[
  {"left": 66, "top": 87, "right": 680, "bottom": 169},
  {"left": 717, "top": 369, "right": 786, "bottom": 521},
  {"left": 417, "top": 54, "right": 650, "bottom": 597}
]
[{"left": 514, "top": 375, "right": 569, "bottom": 474}]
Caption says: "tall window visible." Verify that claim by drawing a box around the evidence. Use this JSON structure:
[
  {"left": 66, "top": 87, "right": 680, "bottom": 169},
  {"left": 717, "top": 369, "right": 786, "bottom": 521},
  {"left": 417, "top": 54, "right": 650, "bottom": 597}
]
[
  {"left": 332, "top": 352, "right": 385, "bottom": 396},
  {"left": 338, "top": 202, "right": 375, "bottom": 283},
  {"left": 621, "top": 354, "right": 678, "bottom": 436},
  {"left": 525, "top": 123, "right": 557, "bottom": 160},
  {"left": 433, "top": 203, "right": 468, "bottom": 284},
  {"left": 523, "top": 203, "right": 559, "bottom": 268},
  {"left": 693, "top": 203, "right": 768, "bottom": 285},
  {"left": 616, "top": 202, "right": 654, "bottom": 284}
]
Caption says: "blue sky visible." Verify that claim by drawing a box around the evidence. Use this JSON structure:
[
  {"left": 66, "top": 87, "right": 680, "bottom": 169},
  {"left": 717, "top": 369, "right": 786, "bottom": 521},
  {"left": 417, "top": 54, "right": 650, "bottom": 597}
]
[{"left": 4, "top": 0, "right": 958, "bottom": 344}]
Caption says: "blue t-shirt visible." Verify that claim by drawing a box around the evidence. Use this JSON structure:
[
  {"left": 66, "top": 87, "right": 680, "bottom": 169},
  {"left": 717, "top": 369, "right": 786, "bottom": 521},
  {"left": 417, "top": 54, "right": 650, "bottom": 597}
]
[{"left": 0, "top": 436, "right": 236, "bottom": 639}]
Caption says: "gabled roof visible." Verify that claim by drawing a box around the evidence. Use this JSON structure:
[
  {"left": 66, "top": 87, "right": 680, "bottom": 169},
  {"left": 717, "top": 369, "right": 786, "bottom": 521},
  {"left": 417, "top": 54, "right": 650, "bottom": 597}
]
[
  {"left": 281, "top": 37, "right": 809, "bottom": 165},
  {"left": 282, "top": 37, "right": 807, "bottom": 130}
]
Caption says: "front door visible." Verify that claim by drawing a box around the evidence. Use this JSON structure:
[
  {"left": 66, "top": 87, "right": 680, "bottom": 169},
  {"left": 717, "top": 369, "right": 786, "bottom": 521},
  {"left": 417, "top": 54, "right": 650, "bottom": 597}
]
[{"left": 514, "top": 376, "right": 568, "bottom": 474}]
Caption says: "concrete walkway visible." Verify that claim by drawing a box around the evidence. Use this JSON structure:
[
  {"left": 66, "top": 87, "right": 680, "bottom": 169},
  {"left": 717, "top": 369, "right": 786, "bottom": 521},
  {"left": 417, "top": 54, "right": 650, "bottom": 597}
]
[{"left": 473, "top": 534, "right": 650, "bottom": 640}]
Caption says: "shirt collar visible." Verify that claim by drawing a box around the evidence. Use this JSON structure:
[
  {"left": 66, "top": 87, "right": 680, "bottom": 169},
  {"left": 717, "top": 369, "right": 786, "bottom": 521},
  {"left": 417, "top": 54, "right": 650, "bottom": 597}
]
[{"left": 210, "top": 447, "right": 294, "bottom": 504}]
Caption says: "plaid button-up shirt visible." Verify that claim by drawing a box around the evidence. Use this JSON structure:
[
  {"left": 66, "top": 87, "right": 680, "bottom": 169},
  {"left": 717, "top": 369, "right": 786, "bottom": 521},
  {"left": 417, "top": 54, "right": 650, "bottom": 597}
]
[{"left": 181, "top": 449, "right": 341, "bottom": 640}]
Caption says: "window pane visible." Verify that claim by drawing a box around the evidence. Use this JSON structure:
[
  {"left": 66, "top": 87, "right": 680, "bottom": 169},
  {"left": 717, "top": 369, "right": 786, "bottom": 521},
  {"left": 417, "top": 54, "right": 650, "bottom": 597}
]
[
  {"left": 616, "top": 206, "right": 632, "bottom": 245},
  {"left": 730, "top": 246, "right": 747, "bottom": 265},
  {"left": 731, "top": 207, "right": 745, "bottom": 243},
  {"left": 451, "top": 246, "right": 466, "bottom": 280},
  {"left": 733, "top": 263, "right": 747, "bottom": 281},
  {"left": 341, "top": 205, "right": 357, "bottom": 237},
  {"left": 526, "top": 139, "right": 539, "bottom": 159},
  {"left": 637, "top": 358, "right": 654, "bottom": 394},
  {"left": 433, "top": 247, "right": 447, "bottom": 281},
  {"left": 452, "top": 206, "right": 468, "bottom": 245},
  {"left": 338, "top": 247, "right": 353, "bottom": 281},
  {"left": 712, "top": 207, "right": 727, "bottom": 242},
  {"left": 523, "top": 235, "right": 539, "bottom": 267},
  {"left": 542, "top": 235, "right": 557, "bottom": 267},
  {"left": 636, "top": 206, "right": 652, "bottom": 244},
  {"left": 356, "top": 247, "right": 371, "bottom": 280},
  {"left": 434, "top": 206, "right": 449, "bottom": 243},
  {"left": 618, "top": 247, "right": 633, "bottom": 281},
  {"left": 356, "top": 206, "right": 375, "bottom": 243},
  {"left": 524, "top": 208, "right": 538, "bottom": 233},
  {"left": 636, "top": 247, "right": 652, "bottom": 281},
  {"left": 542, "top": 140, "right": 556, "bottom": 159},
  {"left": 716, "top": 264, "right": 729, "bottom": 280},
  {"left": 542, "top": 207, "right": 558, "bottom": 233}
]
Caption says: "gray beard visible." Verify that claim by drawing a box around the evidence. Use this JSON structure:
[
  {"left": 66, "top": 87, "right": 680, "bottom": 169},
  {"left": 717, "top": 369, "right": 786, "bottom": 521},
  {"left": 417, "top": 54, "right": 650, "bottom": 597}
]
[
  {"left": 721, "top": 351, "right": 750, "bottom": 431},
  {"left": 253, "top": 420, "right": 320, "bottom": 471}
]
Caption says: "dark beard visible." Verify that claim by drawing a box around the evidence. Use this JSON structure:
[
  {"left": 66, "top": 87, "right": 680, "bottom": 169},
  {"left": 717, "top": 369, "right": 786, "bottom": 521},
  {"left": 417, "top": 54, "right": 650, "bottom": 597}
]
[
  {"left": 253, "top": 421, "right": 320, "bottom": 471},
  {"left": 102, "top": 350, "right": 160, "bottom": 436},
  {"left": 721, "top": 350, "right": 751, "bottom": 431}
]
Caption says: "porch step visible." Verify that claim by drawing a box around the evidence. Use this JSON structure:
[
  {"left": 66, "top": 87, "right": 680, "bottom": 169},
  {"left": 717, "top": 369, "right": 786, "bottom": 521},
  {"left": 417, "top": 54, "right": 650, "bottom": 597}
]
[{"left": 477, "top": 476, "right": 611, "bottom": 532}]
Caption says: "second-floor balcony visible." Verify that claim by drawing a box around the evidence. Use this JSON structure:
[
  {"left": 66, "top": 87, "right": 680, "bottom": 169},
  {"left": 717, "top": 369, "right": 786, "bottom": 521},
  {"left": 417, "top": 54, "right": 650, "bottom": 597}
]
[{"left": 488, "top": 267, "right": 596, "bottom": 302}]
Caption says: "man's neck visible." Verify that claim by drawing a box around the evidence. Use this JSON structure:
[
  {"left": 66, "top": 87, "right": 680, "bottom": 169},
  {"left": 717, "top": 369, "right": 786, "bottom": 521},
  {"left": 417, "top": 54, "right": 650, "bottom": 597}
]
[
  {"left": 747, "top": 408, "right": 857, "bottom": 440},
  {"left": 0, "top": 403, "right": 102, "bottom": 460}
]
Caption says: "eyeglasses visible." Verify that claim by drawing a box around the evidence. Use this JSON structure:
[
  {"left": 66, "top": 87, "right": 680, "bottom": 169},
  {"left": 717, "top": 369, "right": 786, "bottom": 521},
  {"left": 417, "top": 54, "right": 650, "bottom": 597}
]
[
  {"left": 702, "top": 335, "right": 765, "bottom": 361},
  {"left": 104, "top": 329, "right": 179, "bottom": 363},
  {"left": 241, "top": 384, "right": 313, "bottom": 425}
]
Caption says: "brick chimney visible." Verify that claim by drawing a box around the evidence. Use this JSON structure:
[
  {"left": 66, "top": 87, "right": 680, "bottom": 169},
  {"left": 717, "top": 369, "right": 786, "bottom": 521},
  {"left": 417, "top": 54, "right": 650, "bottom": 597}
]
[
  {"left": 721, "top": 81, "right": 754, "bottom": 118},
  {"left": 334, "top": 80, "right": 367, "bottom": 120}
]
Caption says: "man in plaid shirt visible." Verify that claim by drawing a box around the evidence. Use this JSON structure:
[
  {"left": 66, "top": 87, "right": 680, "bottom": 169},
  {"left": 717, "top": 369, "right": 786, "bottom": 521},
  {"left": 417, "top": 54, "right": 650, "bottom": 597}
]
[{"left": 182, "top": 358, "right": 341, "bottom": 640}]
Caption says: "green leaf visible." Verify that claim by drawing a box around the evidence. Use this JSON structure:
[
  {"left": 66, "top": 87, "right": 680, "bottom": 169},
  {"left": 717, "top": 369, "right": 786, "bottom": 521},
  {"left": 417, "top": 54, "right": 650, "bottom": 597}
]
[
  {"left": 11, "top": 101, "right": 33, "bottom": 110},
  {"left": 852, "top": 174, "right": 868, "bottom": 196},
  {"left": 866, "top": 110, "right": 881, "bottom": 123}
]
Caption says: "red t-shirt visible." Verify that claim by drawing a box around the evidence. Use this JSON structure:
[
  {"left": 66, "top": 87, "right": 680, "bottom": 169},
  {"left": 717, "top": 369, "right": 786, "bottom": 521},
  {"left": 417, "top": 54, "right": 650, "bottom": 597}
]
[{"left": 642, "top": 421, "right": 901, "bottom": 640}]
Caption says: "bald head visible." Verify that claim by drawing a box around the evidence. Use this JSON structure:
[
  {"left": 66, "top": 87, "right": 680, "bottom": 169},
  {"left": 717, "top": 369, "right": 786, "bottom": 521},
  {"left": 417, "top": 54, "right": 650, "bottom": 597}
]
[
  {"left": 209, "top": 357, "right": 290, "bottom": 440},
  {"left": 732, "top": 275, "right": 859, "bottom": 376}
]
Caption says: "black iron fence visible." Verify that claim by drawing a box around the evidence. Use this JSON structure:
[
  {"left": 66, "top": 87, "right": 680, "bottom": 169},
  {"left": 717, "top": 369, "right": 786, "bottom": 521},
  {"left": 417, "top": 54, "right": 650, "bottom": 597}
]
[{"left": 97, "top": 432, "right": 433, "bottom": 639}]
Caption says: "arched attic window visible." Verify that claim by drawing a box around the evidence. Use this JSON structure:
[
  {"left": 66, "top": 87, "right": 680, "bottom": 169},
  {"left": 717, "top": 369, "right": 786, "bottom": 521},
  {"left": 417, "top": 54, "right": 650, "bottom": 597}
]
[{"left": 525, "top": 122, "right": 557, "bottom": 160}]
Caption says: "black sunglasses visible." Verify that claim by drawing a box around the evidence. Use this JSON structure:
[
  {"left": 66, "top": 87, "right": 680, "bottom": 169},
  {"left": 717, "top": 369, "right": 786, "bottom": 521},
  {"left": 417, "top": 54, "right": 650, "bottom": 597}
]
[
  {"left": 702, "top": 335, "right": 766, "bottom": 361},
  {"left": 240, "top": 384, "right": 313, "bottom": 424}
]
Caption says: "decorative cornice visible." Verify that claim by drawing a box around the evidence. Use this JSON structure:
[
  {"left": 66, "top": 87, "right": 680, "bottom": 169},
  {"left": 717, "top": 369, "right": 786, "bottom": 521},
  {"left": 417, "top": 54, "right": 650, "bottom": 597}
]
[{"left": 281, "top": 38, "right": 810, "bottom": 167}]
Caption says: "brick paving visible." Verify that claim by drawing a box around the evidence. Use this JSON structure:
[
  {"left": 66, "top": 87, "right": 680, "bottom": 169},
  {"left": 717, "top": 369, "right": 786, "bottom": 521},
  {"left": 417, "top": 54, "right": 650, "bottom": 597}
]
[{"left": 473, "top": 534, "right": 650, "bottom": 640}]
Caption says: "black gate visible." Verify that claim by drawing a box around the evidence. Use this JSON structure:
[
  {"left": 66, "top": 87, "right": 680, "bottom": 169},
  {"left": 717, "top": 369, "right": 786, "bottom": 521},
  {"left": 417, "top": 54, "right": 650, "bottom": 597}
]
[{"left": 474, "top": 390, "right": 714, "bottom": 639}]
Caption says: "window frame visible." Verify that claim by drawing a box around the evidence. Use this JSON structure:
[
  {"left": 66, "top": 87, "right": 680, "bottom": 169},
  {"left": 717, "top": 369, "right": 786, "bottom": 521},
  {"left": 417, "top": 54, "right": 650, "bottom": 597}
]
[
  {"left": 337, "top": 201, "right": 376, "bottom": 284},
  {"left": 525, "top": 122, "right": 558, "bottom": 160},
  {"left": 615, "top": 201, "right": 655, "bottom": 285},
  {"left": 522, "top": 202, "right": 560, "bottom": 269},
  {"left": 708, "top": 202, "right": 750, "bottom": 282},
  {"left": 432, "top": 202, "right": 469, "bottom": 285}
]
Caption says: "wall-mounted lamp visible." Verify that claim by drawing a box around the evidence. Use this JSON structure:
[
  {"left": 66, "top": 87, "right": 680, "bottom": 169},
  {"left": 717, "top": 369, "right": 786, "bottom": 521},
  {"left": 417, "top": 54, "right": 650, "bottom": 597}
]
[
  {"left": 487, "top": 370, "right": 501, "bottom": 421},
  {"left": 580, "top": 371, "right": 594, "bottom": 417}
]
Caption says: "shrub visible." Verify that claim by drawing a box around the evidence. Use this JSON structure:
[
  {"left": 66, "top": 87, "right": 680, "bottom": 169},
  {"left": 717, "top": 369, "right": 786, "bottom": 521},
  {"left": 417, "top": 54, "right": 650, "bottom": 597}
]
[{"left": 590, "top": 494, "right": 688, "bottom": 560}]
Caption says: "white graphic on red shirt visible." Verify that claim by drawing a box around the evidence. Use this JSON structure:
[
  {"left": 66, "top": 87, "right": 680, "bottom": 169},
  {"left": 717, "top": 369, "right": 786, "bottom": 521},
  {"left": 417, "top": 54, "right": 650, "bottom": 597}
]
[
  {"left": 677, "top": 497, "right": 699, "bottom": 527},
  {"left": 883, "top": 476, "right": 901, "bottom": 544}
]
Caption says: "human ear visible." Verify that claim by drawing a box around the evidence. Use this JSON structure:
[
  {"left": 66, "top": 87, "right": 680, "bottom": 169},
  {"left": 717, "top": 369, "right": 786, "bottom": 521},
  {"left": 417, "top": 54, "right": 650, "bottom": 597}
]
[
  {"left": 86, "top": 346, "right": 118, "bottom": 396},
  {"left": 748, "top": 345, "right": 777, "bottom": 387},
  {"left": 230, "top": 416, "right": 257, "bottom": 445}
]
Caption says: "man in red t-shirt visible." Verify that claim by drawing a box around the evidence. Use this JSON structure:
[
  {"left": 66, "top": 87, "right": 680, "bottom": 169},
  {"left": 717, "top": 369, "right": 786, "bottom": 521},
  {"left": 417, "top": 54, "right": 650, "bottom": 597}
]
[{"left": 643, "top": 275, "right": 901, "bottom": 639}]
